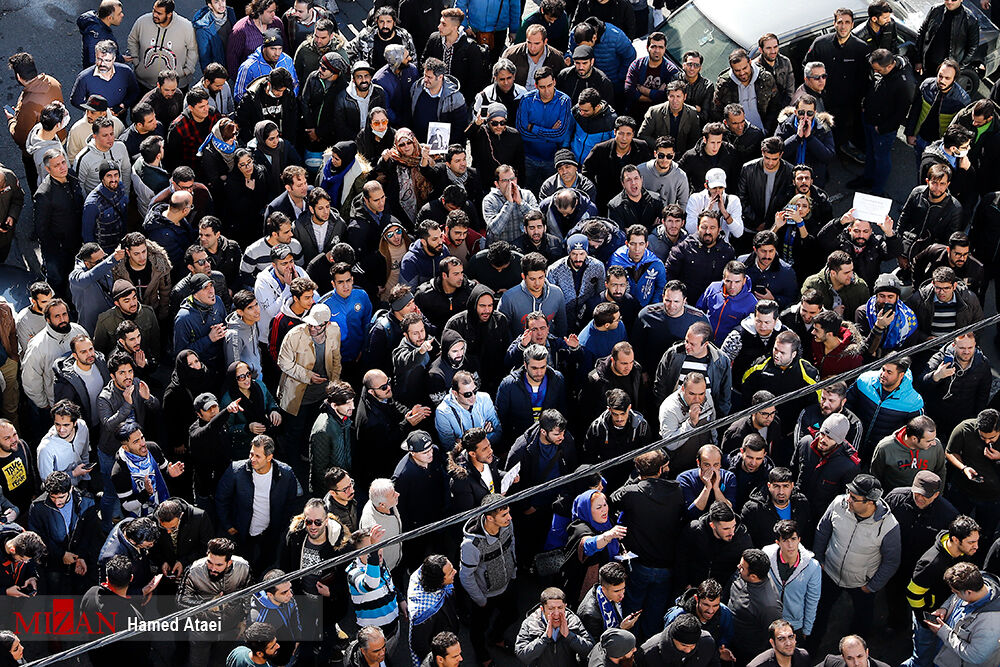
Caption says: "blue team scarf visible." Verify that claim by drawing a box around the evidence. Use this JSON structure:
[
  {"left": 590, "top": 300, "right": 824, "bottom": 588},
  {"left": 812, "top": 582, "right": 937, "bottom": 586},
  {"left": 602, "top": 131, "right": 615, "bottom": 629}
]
[
  {"left": 595, "top": 584, "right": 622, "bottom": 630},
  {"left": 122, "top": 449, "right": 168, "bottom": 508},
  {"left": 865, "top": 298, "right": 918, "bottom": 350}
]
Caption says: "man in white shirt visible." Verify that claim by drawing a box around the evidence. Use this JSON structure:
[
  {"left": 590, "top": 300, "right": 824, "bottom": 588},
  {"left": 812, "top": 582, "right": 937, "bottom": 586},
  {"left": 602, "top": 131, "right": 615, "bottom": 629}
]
[
  {"left": 35, "top": 399, "right": 91, "bottom": 485},
  {"left": 14, "top": 282, "right": 53, "bottom": 355}
]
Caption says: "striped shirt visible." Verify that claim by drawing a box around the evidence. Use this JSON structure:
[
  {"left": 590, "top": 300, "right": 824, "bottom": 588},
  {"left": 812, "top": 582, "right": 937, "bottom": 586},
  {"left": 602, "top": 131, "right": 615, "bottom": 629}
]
[
  {"left": 931, "top": 298, "right": 959, "bottom": 337},
  {"left": 347, "top": 557, "right": 399, "bottom": 628}
]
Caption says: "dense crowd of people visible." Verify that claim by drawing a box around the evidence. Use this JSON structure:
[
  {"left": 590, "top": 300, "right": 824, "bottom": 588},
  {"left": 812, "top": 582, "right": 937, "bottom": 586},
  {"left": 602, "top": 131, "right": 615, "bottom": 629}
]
[{"left": 2, "top": 0, "right": 1000, "bottom": 666}]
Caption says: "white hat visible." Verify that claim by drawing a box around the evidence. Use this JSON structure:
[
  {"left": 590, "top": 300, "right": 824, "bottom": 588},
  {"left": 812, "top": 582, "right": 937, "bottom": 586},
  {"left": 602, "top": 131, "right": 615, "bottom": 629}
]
[
  {"left": 302, "top": 303, "right": 332, "bottom": 327},
  {"left": 706, "top": 168, "right": 727, "bottom": 188}
]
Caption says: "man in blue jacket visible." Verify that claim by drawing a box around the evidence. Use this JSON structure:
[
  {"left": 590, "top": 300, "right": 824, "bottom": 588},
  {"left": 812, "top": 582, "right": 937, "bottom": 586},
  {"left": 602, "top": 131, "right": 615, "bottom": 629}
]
[
  {"left": 234, "top": 29, "right": 300, "bottom": 102},
  {"left": 738, "top": 230, "right": 799, "bottom": 309},
  {"left": 516, "top": 67, "right": 572, "bottom": 189},
  {"left": 216, "top": 434, "right": 301, "bottom": 572},
  {"left": 321, "top": 262, "right": 373, "bottom": 371},
  {"left": 77, "top": 1, "right": 125, "bottom": 67},
  {"left": 847, "top": 357, "right": 925, "bottom": 465},
  {"left": 568, "top": 18, "right": 635, "bottom": 98},
  {"left": 698, "top": 260, "right": 758, "bottom": 345},
  {"left": 173, "top": 273, "right": 228, "bottom": 375},
  {"left": 609, "top": 225, "right": 666, "bottom": 308}
]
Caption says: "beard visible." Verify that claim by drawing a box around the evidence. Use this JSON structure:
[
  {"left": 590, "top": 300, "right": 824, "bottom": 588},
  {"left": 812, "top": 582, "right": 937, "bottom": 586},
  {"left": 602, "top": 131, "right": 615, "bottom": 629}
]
[
  {"left": 617, "top": 657, "right": 634, "bottom": 667},
  {"left": 51, "top": 321, "right": 72, "bottom": 334},
  {"left": 377, "top": 27, "right": 393, "bottom": 39},
  {"left": 357, "top": 81, "right": 371, "bottom": 92}
]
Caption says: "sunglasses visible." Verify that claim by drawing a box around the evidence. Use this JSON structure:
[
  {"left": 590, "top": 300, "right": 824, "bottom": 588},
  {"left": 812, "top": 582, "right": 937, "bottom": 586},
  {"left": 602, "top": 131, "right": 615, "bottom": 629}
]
[
  {"left": 489, "top": 120, "right": 507, "bottom": 127},
  {"left": 385, "top": 230, "right": 402, "bottom": 238},
  {"left": 796, "top": 110, "right": 815, "bottom": 117},
  {"left": 372, "top": 119, "right": 388, "bottom": 127},
  {"left": 304, "top": 519, "right": 325, "bottom": 527},
  {"left": 458, "top": 390, "right": 476, "bottom": 398},
  {"left": 236, "top": 372, "right": 252, "bottom": 381},
  {"left": 808, "top": 73, "right": 828, "bottom": 80},
  {"left": 397, "top": 140, "right": 414, "bottom": 147},
  {"left": 375, "top": 382, "right": 391, "bottom": 391},
  {"left": 193, "top": 258, "right": 210, "bottom": 265},
  {"left": 656, "top": 152, "right": 675, "bottom": 159}
]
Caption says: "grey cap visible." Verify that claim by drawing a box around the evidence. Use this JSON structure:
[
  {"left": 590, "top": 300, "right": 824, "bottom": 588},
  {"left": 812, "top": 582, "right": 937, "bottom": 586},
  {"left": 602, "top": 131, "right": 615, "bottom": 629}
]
[
  {"left": 193, "top": 392, "right": 219, "bottom": 412},
  {"left": 600, "top": 629, "right": 635, "bottom": 659},
  {"left": 819, "top": 413, "right": 850, "bottom": 445},
  {"left": 487, "top": 103, "right": 508, "bottom": 120},
  {"left": 873, "top": 272, "right": 902, "bottom": 295}
]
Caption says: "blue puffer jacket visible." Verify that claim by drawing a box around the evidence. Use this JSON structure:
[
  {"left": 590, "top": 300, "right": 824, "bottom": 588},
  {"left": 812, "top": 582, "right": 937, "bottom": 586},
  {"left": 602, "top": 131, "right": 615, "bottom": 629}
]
[
  {"left": 192, "top": 5, "right": 237, "bottom": 71},
  {"left": 697, "top": 278, "right": 758, "bottom": 345},
  {"left": 455, "top": 0, "right": 520, "bottom": 33},
  {"left": 569, "top": 103, "right": 616, "bottom": 163},
  {"left": 142, "top": 203, "right": 196, "bottom": 269},
  {"left": 847, "top": 368, "right": 925, "bottom": 458},
  {"left": 234, "top": 47, "right": 299, "bottom": 102},
  {"left": 608, "top": 246, "right": 666, "bottom": 307},
  {"left": 373, "top": 63, "right": 419, "bottom": 126},
  {"left": 905, "top": 77, "right": 971, "bottom": 138},
  {"left": 567, "top": 21, "right": 636, "bottom": 86}
]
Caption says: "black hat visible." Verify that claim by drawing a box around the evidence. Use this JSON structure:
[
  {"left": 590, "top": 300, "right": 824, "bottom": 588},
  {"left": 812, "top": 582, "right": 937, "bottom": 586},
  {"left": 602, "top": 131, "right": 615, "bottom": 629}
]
[
  {"left": 262, "top": 28, "right": 283, "bottom": 48},
  {"left": 402, "top": 430, "right": 433, "bottom": 453},
  {"left": 81, "top": 94, "right": 109, "bottom": 112},
  {"left": 846, "top": 473, "right": 883, "bottom": 502}
]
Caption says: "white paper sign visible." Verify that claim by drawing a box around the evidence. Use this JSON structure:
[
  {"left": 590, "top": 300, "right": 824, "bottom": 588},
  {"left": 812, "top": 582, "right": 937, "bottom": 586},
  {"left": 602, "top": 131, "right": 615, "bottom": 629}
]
[
  {"left": 852, "top": 192, "right": 892, "bottom": 224},
  {"left": 427, "top": 122, "right": 451, "bottom": 154},
  {"left": 501, "top": 462, "right": 521, "bottom": 494}
]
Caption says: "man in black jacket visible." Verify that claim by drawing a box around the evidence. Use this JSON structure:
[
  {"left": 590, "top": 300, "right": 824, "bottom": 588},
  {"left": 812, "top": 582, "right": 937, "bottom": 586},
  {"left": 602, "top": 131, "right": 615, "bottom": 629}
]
[
  {"left": 905, "top": 266, "right": 983, "bottom": 343},
  {"left": 912, "top": 232, "right": 985, "bottom": 300},
  {"left": 897, "top": 164, "right": 963, "bottom": 266},
  {"left": 353, "top": 369, "right": 431, "bottom": 483},
  {"left": 677, "top": 501, "right": 752, "bottom": 589},
  {"left": 853, "top": 50, "right": 916, "bottom": 195},
  {"left": 913, "top": 0, "right": 980, "bottom": 77},
  {"left": 663, "top": 211, "right": 736, "bottom": 304},
  {"left": 609, "top": 448, "right": 684, "bottom": 641},
  {"left": 34, "top": 150, "right": 85, "bottom": 298},
  {"left": 736, "top": 137, "right": 794, "bottom": 235},
  {"left": 741, "top": 467, "right": 812, "bottom": 548},
  {"left": 803, "top": 8, "right": 869, "bottom": 157},
  {"left": 677, "top": 123, "right": 740, "bottom": 193},
  {"left": 151, "top": 497, "right": 214, "bottom": 580},
  {"left": 582, "top": 117, "right": 653, "bottom": 212},
  {"left": 815, "top": 209, "right": 904, "bottom": 288}
]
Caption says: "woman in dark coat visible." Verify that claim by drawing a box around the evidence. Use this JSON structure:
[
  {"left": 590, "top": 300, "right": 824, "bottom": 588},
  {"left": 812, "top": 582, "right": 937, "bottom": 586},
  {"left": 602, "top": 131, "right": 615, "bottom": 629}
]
[
  {"left": 198, "top": 117, "right": 240, "bottom": 202},
  {"left": 162, "top": 350, "right": 213, "bottom": 500},
  {"left": 374, "top": 127, "right": 434, "bottom": 227},
  {"left": 224, "top": 148, "right": 274, "bottom": 247},
  {"left": 219, "top": 360, "right": 282, "bottom": 460},
  {"left": 251, "top": 120, "right": 301, "bottom": 201},
  {"left": 561, "top": 489, "right": 626, "bottom": 605},
  {"left": 355, "top": 107, "right": 396, "bottom": 164}
]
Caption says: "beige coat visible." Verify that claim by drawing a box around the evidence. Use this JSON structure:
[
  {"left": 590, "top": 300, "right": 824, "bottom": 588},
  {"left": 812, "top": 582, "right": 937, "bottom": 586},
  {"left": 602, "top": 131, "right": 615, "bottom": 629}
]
[{"left": 277, "top": 321, "right": 342, "bottom": 415}]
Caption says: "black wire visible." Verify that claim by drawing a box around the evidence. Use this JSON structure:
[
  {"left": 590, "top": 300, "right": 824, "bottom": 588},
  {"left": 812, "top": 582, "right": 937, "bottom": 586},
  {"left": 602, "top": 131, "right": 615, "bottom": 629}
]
[{"left": 25, "top": 313, "right": 1000, "bottom": 666}]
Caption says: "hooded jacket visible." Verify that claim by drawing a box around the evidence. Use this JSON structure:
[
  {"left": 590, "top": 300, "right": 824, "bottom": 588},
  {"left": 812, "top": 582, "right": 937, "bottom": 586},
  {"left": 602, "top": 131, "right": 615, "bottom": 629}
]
[
  {"left": 24, "top": 124, "right": 68, "bottom": 187},
  {"left": 713, "top": 63, "right": 779, "bottom": 131},
  {"left": 569, "top": 103, "right": 616, "bottom": 164},
  {"left": 174, "top": 296, "right": 227, "bottom": 369},
  {"left": 847, "top": 369, "right": 925, "bottom": 459},
  {"left": 815, "top": 219, "right": 904, "bottom": 288},
  {"left": 498, "top": 279, "right": 569, "bottom": 337},
  {"left": 678, "top": 512, "right": 752, "bottom": 588},
  {"left": 742, "top": 486, "right": 813, "bottom": 549},
  {"left": 582, "top": 410, "right": 651, "bottom": 490},
  {"left": 332, "top": 82, "right": 389, "bottom": 143},
  {"left": 677, "top": 137, "right": 740, "bottom": 193},
  {"left": 763, "top": 543, "right": 821, "bottom": 635},
  {"left": 435, "top": 383, "right": 501, "bottom": 448},
  {"left": 720, "top": 313, "right": 784, "bottom": 384},
  {"left": 110, "top": 240, "right": 172, "bottom": 321},
  {"left": 460, "top": 513, "right": 516, "bottom": 606},
  {"left": 6, "top": 74, "right": 64, "bottom": 150},
  {"left": 729, "top": 574, "right": 783, "bottom": 660},
  {"left": 640, "top": 624, "right": 716, "bottom": 667},
  {"left": 235, "top": 76, "right": 300, "bottom": 145},
  {"left": 415, "top": 276, "right": 476, "bottom": 333},
  {"left": 22, "top": 322, "right": 89, "bottom": 409},
  {"left": 870, "top": 427, "right": 948, "bottom": 491},
  {"left": 443, "top": 284, "right": 512, "bottom": 388},
  {"left": 933, "top": 573, "right": 1000, "bottom": 667},
  {"left": 609, "top": 246, "right": 667, "bottom": 308},
  {"left": 814, "top": 493, "right": 901, "bottom": 591},
  {"left": 191, "top": 5, "right": 237, "bottom": 71},
  {"left": 400, "top": 239, "right": 451, "bottom": 289},
  {"left": 793, "top": 434, "right": 861, "bottom": 518},
  {"left": 906, "top": 77, "right": 972, "bottom": 140},
  {"left": 775, "top": 107, "right": 835, "bottom": 182},
  {"left": 608, "top": 475, "right": 684, "bottom": 569},
  {"left": 224, "top": 310, "right": 262, "bottom": 376},
  {"left": 496, "top": 366, "right": 570, "bottom": 449},
  {"left": 906, "top": 281, "right": 983, "bottom": 343},
  {"left": 77, "top": 11, "right": 122, "bottom": 67},
  {"left": 409, "top": 75, "right": 468, "bottom": 144},
  {"left": 809, "top": 322, "right": 864, "bottom": 379},
  {"left": 81, "top": 182, "right": 129, "bottom": 254},
  {"left": 697, "top": 277, "right": 757, "bottom": 345},
  {"left": 566, "top": 20, "right": 635, "bottom": 86}
]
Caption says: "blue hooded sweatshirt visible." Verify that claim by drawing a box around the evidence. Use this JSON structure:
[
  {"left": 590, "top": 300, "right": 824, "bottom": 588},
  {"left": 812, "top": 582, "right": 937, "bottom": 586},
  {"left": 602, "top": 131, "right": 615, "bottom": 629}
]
[
  {"left": 608, "top": 246, "right": 667, "bottom": 307},
  {"left": 567, "top": 21, "right": 636, "bottom": 86},
  {"left": 234, "top": 47, "right": 299, "bottom": 102},
  {"left": 192, "top": 5, "right": 238, "bottom": 72}
]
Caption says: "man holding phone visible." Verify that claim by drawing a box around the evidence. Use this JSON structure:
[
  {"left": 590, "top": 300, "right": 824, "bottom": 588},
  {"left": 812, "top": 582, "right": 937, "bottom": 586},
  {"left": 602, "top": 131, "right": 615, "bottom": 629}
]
[{"left": 945, "top": 409, "right": 1000, "bottom": 541}]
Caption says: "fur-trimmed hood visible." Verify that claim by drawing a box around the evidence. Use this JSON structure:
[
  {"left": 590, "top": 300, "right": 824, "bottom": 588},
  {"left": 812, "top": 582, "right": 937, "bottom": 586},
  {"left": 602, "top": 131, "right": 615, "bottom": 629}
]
[{"left": 777, "top": 106, "right": 834, "bottom": 128}]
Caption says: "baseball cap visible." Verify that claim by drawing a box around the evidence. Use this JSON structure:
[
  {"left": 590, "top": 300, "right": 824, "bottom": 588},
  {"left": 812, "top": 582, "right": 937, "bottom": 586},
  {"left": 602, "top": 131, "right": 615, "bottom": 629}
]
[
  {"left": 352, "top": 60, "right": 374, "bottom": 75},
  {"left": 706, "top": 168, "right": 727, "bottom": 188},
  {"left": 193, "top": 392, "right": 219, "bottom": 412},
  {"left": 846, "top": 473, "right": 883, "bottom": 502},
  {"left": 302, "top": 303, "right": 332, "bottom": 327},
  {"left": 81, "top": 95, "right": 109, "bottom": 112},
  {"left": 189, "top": 273, "right": 212, "bottom": 292},
  {"left": 572, "top": 45, "right": 595, "bottom": 60},
  {"left": 402, "top": 430, "right": 434, "bottom": 453}
]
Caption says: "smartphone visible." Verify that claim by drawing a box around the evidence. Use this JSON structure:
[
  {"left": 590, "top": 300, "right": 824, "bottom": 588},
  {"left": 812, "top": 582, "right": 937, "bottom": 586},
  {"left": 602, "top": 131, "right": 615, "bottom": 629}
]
[
  {"left": 480, "top": 104, "right": 489, "bottom": 117},
  {"left": 18, "top": 586, "right": 36, "bottom": 597},
  {"left": 923, "top": 611, "right": 938, "bottom": 623},
  {"left": 943, "top": 354, "right": 955, "bottom": 365},
  {"left": 753, "top": 284, "right": 768, "bottom": 295},
  {"left": 971, "top": 473, "right": 985, "bottom": 483},
  {"left": 784, "top": 204, "right": 797, "bottom": 212},
  {"left": 2, "top": 106, "right": 13, "bottom": 116},
  {"left": 82, "top": 462, "right": 97, "bottom": 471}
]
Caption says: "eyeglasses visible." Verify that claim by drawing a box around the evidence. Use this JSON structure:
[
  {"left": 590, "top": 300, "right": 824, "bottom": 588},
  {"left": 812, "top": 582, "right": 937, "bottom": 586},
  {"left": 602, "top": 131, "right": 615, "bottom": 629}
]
[
  {"left": 796, "top": 110, "right": 815, "bottom": 117},
  {"left": 808, "top": 73, "right": 828, "bottom": 80},
  {"left": 236, "top": 372, "right": 251, "bottom": 381},
  {"left": 757, "top": 409, "right": 777, "bottom": 418},
  {"left": 458, "top": 390, "right": 476, "bottom": 398},
  {"left": 238, "top": 161, "right": 253, "bottom": 169},
  {"left": 489, "top": 120, "right": 507, "bottom": 127},
  {"left": 656, "top": 152, "right": 675, "bottom": 159},
  {"left": 335, "top": 480, "right": 355, "bottom": 493},
  {"left": 193, "top": 258, "right": 210, "bottom": 265},
  {"left": 304, "top": 518, "right": 325, "bottom": 527},
  {"left": 683, "top": 62, "right": 701, "bottom": 68}
]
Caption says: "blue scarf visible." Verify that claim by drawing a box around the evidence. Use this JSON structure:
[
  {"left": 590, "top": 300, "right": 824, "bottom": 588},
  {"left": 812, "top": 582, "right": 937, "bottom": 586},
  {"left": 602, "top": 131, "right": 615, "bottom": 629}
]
[
  {"left": 197, "top": 131, "right": 237, "bottom": 157},
  {"left": 407, "top": 567, "right": 454, "bottom": 667},
  {"left": 571, "top": 489, "right": 620, "bottom": 559},
  {"left": 865, "top": 298, "right": 918, "bottom": 349},
  {"left": 595, "top": 584, "right": 622, "bottom": 630},
  {"left": 792, "top": 115, "right": 812, "bottom": 165},
  {"left": 122, "top": 448, "right": 169, "bottom": 512},
  {"left": 319, "top": 156, "right": 354, "bottom": 206}
]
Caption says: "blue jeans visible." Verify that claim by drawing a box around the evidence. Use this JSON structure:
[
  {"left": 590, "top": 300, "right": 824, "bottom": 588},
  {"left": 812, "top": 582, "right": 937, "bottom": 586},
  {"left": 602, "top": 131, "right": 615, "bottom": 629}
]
[
  {"left": 913, "top": 136, "right": 930, "bottom": 172},
  {"left": 624, "top": 562, "right": 672, "bottom": 643},
  {"left": 862, "top": 123, "right": 896, "bottom": 195},
  {"left": 97, "top": 449, "right": 121, "bottom": 531},
  {"left": 901, "top": 611, "right": 941, "bottom": 667},
  {"left": 524, "top": 158, "right": 554, "bottom": 192}
]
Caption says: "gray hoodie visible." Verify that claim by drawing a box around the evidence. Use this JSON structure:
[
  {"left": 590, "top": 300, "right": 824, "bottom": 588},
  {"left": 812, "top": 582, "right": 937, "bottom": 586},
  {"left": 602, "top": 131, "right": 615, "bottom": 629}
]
[
  {"left": 73, "top": 137, "right": 132, "bottom": 196},
  {"left": 224, "top": 310, "right": 262, "bottom": 376},
  {"left": 459, "top": 514, "right": 516, "bottom": 606},
  {"left": 24, "top": 123, "right": 66, "bottom": 187},
  {"left": 637, "top": 159, "right": 689, "bottom": 210}
]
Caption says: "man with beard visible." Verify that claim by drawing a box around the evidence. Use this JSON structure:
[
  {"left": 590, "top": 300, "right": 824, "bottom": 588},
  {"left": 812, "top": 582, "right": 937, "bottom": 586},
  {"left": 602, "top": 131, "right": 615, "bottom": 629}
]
[
  {"left": 817, "top": 212, "right": 902, "bottom": 287},
  {"left": 792, "top": 382, "right": 863, "bottom": 452},
  {"left": 0, "top": 420, "right": 39, "bottom": 518},
  {"left": 913, "top": 231, "right": 985, "bottom": 300},
  {"left": 177, "top": 538, "right": 252, "bottom": 667},
  {"left": 513, "top": 208, "right": 565, "bottom": 263},
  {"left": 331, "top": 62, "right": 387, "bottom": 144},
  {"left": 113, "top": 321, "right": 156, "bottom": 381},
  {"left": 93, "top": 280, "right": 160, "bottom": 356},
  {"left": 664, "top": 211, "right": 736, "bottom": 304},
  {"left": 720, "top": 392, "right": 782, "bottom": 460},
  {"left": 110, "top": 421, "right": 183, "bottom": 518},
  {"left": 793, "top": 414, "right": 861, "bottom": 518},
  {"left": 546, "top": 234, "right": 605, "bottom": 331},
  {"left": 69, "top": 40, "right": 139, "bottom": 117},
  {"left": 633, "top": 280, "right": 708, "bottom": 376},
  {"left": 443, "top": 285, "right": 511, "bottom": 391},
  {"left": 780, "top": 290, "right": 824, "bottom": 352},
  {"left": 347, "top": 7, "right": 418, "bottom": 75},
  {"left": 353, "top": 370, "right": 431, "bottom": 481},
  {"left": 854, "top": 273, "right": 918, "bottom": 360},
  {"left": 746, "top": 619, "right": 811, "bottom": 667},
  {"left": 137, "top": 70, "right": 182, "bottom": 129},
  {"left": 738, "top": 233, "right": 798, "bottom": 309},
  {"left": 234, "top": 29, "right": 299, "bottom": 103},
  {"left": 53, "top": 335, "right": 110, "bottom": 432},
  {"left": 585, "top": 267, "right": 640, "bottom": 333},
  {"left": 22, "top": 300, "right": 88, "bottom": 412},
  {"left": 126, "top": 0, "right": 198, "bottom": 91}
]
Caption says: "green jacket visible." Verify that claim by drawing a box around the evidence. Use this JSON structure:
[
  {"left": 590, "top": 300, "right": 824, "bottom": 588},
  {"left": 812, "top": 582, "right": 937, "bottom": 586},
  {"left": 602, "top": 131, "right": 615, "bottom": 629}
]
[
  {"left": 802, "top": 269, "right": 870, "bottom": 319},
  {"left": 309, "top": 406, "right": 353, "bottom": 494}
]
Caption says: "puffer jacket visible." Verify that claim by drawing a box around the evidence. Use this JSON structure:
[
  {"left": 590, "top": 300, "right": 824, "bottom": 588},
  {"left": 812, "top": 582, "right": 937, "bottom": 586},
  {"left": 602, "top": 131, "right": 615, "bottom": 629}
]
[
  {"left": 309, "top": 403, "right": 352, "bottom": 493},
  {"left": 277, "top": 321, "right": 342, "bottom": 415},
  {"left": 905, "top": 281, "right": 983, "bottom": 343},
  {"left": 565, "top": 19, "right": 635, "bottom": 86},
  {"left": 455, "top": 0, "right": 520, "bottom": 33},
  {"left": 663, "top": 587, "right": 733, "bottom": 648},
  {"left": 224, "top": 310, "right": 262, "bottom": 376},
  {"left": 608, "top": 246, "right": 666, "bottom": 308},
  {"left": 809, "top": 322, "right": 864, "bottom": 379},
  {"left": 332, "top": 83, "right": 388, "bottom": 143},
  {"left": 712, "top": 63, "right": 779, "bottom": 131},
  {"left": 774, "top": 107, "right": 835, "bottom": 184},
  {"left": 173, "top": 295, "right": 227, "bottom": 366},
  {"left": 540, "top": 191, "right": 598, "bottom": 239},
  {"left": 932, "top": 573, "right": 1000, "bottom": 667},
  {"left": 81, "top": 183, "right": 128, "bottom": 254},
  {"left": 742, "top": 486, "right": 812, "bottom": 549},
  {"left": 793, "top": 434, "right": 861, "bottom": 518},
  {"left": 176, "top": 555, "right": 252, "bottom": 633},
  {"left": 142, "top": 203, "right": 195, "bottom": 269},
  {"left": 915, "top": 2, "right": 980, "bottom": 70},
  {"left": 763, "top": 543, "right": 821, "bottom": 635},
  {"left": 569, "top": 103, "right": 616, "bottom": 164},
  {"left": 905, "top": 78, "right": 971, "bottom": 139},
  {"left": 847, "top": 368, "right": 925, "bottom": 459},
  {"left": 814, "top": 494, "right": 901, "bottom": 591},
  {"left": 299, "top": 56, "right": 349, "bottom": 146},
  {"left": 696, "top": 277, "right": 757, "bottom": 345},
  {"left": 459, "top": 514, "right": 516, "bottom": 606},
  {"left": 22, "top": 322, "right": 89, "bottom": 409},
  {"left": 737, "top": 253, "right": 798, "bottom": 309}
]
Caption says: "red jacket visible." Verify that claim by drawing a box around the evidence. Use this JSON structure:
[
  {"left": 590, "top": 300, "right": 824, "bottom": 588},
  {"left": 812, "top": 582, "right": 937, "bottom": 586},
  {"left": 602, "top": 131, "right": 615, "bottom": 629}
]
[{"left": 810, "top": 323, "right": 864, "bottom": 379}]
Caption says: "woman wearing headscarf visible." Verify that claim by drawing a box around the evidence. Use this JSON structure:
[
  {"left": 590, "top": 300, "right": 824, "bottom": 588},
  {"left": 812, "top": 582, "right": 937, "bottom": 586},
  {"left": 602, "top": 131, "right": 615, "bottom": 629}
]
[
  {"left": 561, "top": 489, "right": 627, "bottom": 605},
  {"left": 316, "top": 140, "right": 370, "bottom": 218},
  {"left": 772, "top": 193, "right": 821, "bottom": 284},
  {"left": 359, "top": 220, "right": 411, "bottom": 305},
  {"left": 162, "top": 350, "right": 214, "bottom": 472},
  {"left": 198, "top": 117, "right": 241, "bottom": 201},
  {"left": 356, "top": 107, "right": 396, "bottom": 164},
  {"left": 375, "top": 128, "right": 434, "bottom": 227},
  {"left": 225, "top": 148, "right": 274, "bottom": 247},
  {"left": 251, "top": 120, "right": 302, "bottom": 200},
  {"left": 220, "top": 360, "right": 282, "bottom": 460}
]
